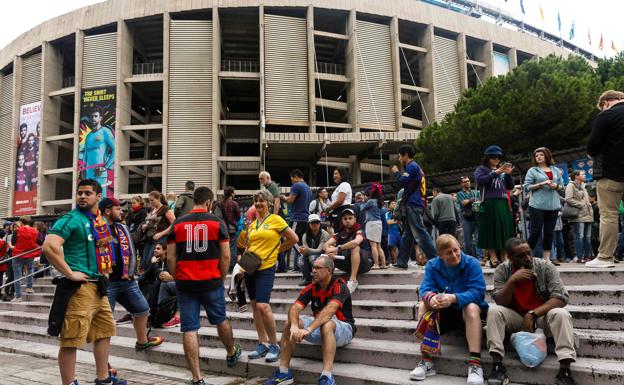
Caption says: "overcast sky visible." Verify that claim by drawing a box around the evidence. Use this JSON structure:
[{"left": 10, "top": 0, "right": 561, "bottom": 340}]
[{"left": 0, "top": 0, "right": 620, "bottom": 58}]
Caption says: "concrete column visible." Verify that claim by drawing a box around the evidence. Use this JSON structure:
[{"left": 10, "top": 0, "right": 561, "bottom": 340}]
[
  {"left": 212, "top": 6, "right": 221, "bottom": 192},
  {"left": 116, "top": 19, "right": 133, "bottom": 197},
  {"left": 39, "top": 42, "right": 63, "bottom": 213},
  {"left": 457, "top": 33, "right": 468, "bottom": 91},
  {"left": 72, "top": 29, "right": 85, "bottom": 205},
  {"left": 162, "top": 12, "right": 170, "bottom": 192},
  {"left": 350, "top": 155, "right": 361, "bottom": 185},
  {"left": 484, "top": 40, "right": 494, "bottom": 80},
  {"left": 421, "top": 24, "right": 435, "bottom": 125},
  {"left": 8, "top": 56, "right": 22, "bottom": 215},
  {"left": 508, "top": 47, "right": 518, "bottom": 69},
  {"left": 390, "top": 16, "right": 402, "bottom": 131},
  {"left": 259, "top": 5, "right": 266, "bottom": 168},
  {"left": 346, "top": 10, "right": 358, "bottom": 132},
  {"left": 306, "top": 5, "right": 316, "bottom": 133}
]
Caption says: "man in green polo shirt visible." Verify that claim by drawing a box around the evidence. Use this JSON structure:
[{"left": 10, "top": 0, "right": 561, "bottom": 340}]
[{"left": 43, "top": 179, "right": 127, "bottom": 385}]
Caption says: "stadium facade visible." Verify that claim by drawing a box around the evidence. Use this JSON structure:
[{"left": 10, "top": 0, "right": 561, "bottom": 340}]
[{"left": 0, "top": 0, "right": 580, "bottom": 216}]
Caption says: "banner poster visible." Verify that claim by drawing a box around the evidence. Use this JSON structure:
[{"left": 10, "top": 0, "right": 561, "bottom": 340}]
[
  {"left": 78, "top": 86, "right": 116, "bottom": 198},
  {"left": 13, "top": 101, "right": 41, "bottom": 215},
  {"left": 555, "top": 163, "right": 569, "bottom": 185},
  {"left": 572, "top": 158, "right": 593, "bottom": 182}
]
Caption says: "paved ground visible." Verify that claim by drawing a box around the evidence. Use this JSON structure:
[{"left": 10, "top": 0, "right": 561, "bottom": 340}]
[{"left": 0, "top": 351, "right": 266, "bottom": 385}]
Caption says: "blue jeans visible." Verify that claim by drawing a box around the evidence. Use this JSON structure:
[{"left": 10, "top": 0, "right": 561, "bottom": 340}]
[
  {"left": 158, "top": 281, "right": 177, "bottom": 305},
  {"left": 107, "top": 280, "right": 150, "bottom": 317},
  {"left": 397, "top": 206, "right": 437, "bottom": 267},
  {"left": 461, "top": 218, "right": 483, "bottom": 259},
  {"left": 12, "top": 258, "right": 34, "bottom": 298},
  {"left": 178, "top": 285, "right": 227, "bottom": 332},
  {"left": 229, "top": 236, "right": 238, "bottom": 272},
  {"left": 301, "top": 315, "right": 353, "bottom": 347},
  {"left": 573, "top": 222, "right": 593, "bottom": 258},
  {"left": 553, "top": 230, "right": 565, "bottom": 260}
]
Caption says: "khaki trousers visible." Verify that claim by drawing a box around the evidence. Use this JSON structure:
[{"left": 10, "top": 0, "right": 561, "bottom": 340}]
[
  {"left": 596, "top": 178, "right": 624, "bottom": 261},
  {"left": 486, "top": 304, "right": 576, "bottom": 362}
]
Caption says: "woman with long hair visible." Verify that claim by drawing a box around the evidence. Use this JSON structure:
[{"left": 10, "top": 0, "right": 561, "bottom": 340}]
[
  {"left": 565, "top": 170, "right": 594, "bottom": 263},
  {"left": 245, "top": 189, "right": 298, "bottom": 362},
  {"left": 141, "top": 191, "right": 175, "bottom": 272},
  {"left": 327, "top": 168, "right": 352, "bottom": 232},
  {"left": 523, "top": 147, "right": 564, "bottom": 265},
  {"left": 361, "top": 183, "right": 387, "bottom": 269}
]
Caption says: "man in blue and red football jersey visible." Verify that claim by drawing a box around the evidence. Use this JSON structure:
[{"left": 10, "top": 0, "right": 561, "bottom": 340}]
[{"left": 167, "top": 186, "right": 241, "bottom": 385}]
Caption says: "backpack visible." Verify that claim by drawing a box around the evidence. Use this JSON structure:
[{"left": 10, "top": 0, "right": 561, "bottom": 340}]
[{"left": 148, "top": 296, "right": 177, "bottom": 328}]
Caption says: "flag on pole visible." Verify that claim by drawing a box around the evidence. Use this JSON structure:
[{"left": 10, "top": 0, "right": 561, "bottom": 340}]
[
  {"left": 539, "top": 4, "right": 545, "bottom": 20},
  {"left": 520, "top": 0, "right": 526, "bottom": 15},
  {"left": 599, "top": 34, "right": 604, "bottom": 51},
  {"left": 612, "top": 40, "right": 619, "bottom": 54},
  {"left": 557, "top": 11, "right": 561, "bottom": 32},
  {"left": 569, "top": 21, "right": 575, "bottom": 40}
]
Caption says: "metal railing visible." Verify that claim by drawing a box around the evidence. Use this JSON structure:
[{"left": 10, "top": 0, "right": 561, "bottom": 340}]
[
  {"left": 221, "top": 59, "right": 259, "bottom": 73},
  {"left": 0, "top": 246, "right": 48, "bottom": 290},
  {"left": 0, "top": 247, "right": 42, "bottom": 266},
  {"left": 62, "top": 76, "right": 75, "bottom": 88},
  {"left": 316, "top": 61, "right": 345, "bottom": 76},
  {"left": 132, "top": 61, "right": 164, "bottom": 76},
  {"left": 0, "top": 266, "right": 52, "bottom": 290}
]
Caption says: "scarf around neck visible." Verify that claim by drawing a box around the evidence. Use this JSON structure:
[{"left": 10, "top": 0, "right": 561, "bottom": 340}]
[
  {"left": 79, "top": 205, "right": 114, "bottom": 274},
  {"left": 111, "top": 222, "right": 133, "bottom": 277}
]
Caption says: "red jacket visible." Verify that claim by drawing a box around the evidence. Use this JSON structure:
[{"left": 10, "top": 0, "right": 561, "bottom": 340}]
[
  {"left": 13, "top": 226, "right": 40, "bottom": 259},
  {"left": 0, "top": 240, "right": 8, "bottom": 272}
]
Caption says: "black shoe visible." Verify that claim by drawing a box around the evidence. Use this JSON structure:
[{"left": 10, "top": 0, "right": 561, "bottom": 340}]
[
  {"left": 555, "top": 367, "right": 578, "bottom": 385},
  {"left": 487, "top": 363, "right": 509, "bottom": 385},
  {"left": 298, "top": 279, "right": 311, "bottom": 287}
]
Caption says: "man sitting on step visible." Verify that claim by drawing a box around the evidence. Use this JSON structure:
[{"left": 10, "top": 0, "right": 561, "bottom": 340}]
[
  {"left": 412, "top": 234, "right": 487, "bottom": 385},
  {"left": 264, "top": 255, "right": 356, "bottom": 385},
  {"left": 486, "top": 237, "right": 578, "bottom": 385},
  {"left": 323, "top": 208, "right": 372, "bottom": 294}
]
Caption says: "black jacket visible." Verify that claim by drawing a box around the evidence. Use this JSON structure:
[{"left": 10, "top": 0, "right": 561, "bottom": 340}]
[{"left": 588, "top": 101, "right": 624, "bottom": 181}]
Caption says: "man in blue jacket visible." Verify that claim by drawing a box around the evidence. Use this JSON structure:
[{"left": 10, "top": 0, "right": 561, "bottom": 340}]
[
  {"left": 391, "top": 145, "right": 437, "bottom": 269},
  {"left": 412, "top": 234, "right": 487, "bottom": 385}
]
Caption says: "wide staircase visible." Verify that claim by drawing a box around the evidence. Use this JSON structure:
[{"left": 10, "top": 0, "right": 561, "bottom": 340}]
[{"left": 0, "top": 266, "right": 622, "bottom": 385}]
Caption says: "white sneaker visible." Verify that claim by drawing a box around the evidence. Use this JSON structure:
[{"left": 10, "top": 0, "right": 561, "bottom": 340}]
[
  {"left": 25, "top": 288, "right": 34, "bottom": 294},
  {"left": 585, "top": 258, "right": 615, "bottom": 268},
  {"left": 347, "top": 280, "right": 358, "bottom": 294},
  {"left": 467, "top": 364, "right": 484, "bottom": 385},
  {"left": 409, "top": 360, "right": 435, "bottom": 381}
]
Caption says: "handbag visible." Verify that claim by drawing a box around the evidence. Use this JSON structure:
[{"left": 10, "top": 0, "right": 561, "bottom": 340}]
[
  {"left": 561, "top": 203, "right": 580, "bottom": 220},
  {"left": 239, "top": 215, "right": 281, "bottom": 275}
]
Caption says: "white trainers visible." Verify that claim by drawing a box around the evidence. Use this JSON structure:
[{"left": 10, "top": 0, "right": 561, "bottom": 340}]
[
  {"left": 467, "top": 364, "right": 484, "bottom": 385},
  {"left": 585, "top": 258, "right": 615, "bottom": 268},
  {"left": 346, "top": 280, "right": 358, "bottom": 294},
  {"left": 410, "top": 360, "right": 435, "bottom": 381}
]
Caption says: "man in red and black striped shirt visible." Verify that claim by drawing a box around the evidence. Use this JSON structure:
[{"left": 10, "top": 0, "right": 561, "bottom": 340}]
[
  {"left": 167, "top": 186, "right": 241, "bottom": 385},
  {"left": 263, "top": 255, "right": 355, "bottom": 385}
]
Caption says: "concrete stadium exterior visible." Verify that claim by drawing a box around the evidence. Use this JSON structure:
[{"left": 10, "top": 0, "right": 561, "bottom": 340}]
[{"left": 0, "top": 0, "right": 579, "bottom": 216}]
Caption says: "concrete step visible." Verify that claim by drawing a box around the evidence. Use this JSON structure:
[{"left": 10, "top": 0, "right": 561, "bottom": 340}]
[
  {"left": 2, "top": 310, "right": 622, "bottom": 361},
  {"left": 0, "top": 320, "right": 620, "bottom": 385}
]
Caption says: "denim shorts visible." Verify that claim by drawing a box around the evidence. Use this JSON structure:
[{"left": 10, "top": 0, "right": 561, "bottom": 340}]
[
  {"left": 301, "top": 315, "right": 353, "bottom": 347},
  {"left": 178, "top": 285, "right": 227, "bottom": 332},
  {"left": 107, "top": 280, "right": 150, "bottom": 317},
  {"left": 244, "top": 266, "right": 276, "bottom": 304}
]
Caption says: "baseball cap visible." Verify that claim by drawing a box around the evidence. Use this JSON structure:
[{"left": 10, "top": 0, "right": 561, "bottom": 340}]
[
  {"left": 341, "top": 208, "right": 355, "bottom": 217},
  {"left": 308, "top": 214, "right": 321, "bottom": 223},
  {"left": 99, "top": 197, "right": 122, "bottom": 211}
]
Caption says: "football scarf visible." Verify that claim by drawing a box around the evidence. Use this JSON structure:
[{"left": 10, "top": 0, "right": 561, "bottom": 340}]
[{"left": 79, "top": 206, "right": 114, "bottom": 274}]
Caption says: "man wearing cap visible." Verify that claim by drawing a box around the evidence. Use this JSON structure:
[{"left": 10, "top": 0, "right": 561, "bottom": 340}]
[
  {"left": 99, "top": 197, "right": 165, "bottom": 351},
  {"left": 299, "top": 214, "right": 331, "bottom": 286},
  {"left": 323, "top": 208, "right": 372, "bottom": 293}
]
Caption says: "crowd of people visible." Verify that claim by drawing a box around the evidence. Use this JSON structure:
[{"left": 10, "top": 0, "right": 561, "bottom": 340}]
[{"left": 0, "top": 89, "right": 622, "bottom": 385}]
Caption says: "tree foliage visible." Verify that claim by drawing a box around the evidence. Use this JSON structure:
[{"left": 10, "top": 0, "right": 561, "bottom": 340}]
[{"left": 415, "top": 55, "right": 612, "bottom": 172}]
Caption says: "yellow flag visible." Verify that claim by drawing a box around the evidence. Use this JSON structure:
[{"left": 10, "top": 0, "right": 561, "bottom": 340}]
[
  {"left": 612, "top": 40, "right": 619, "bottom": 53},
  {"left": 539, "top": 3, "right": 545, "bottom": 20}
]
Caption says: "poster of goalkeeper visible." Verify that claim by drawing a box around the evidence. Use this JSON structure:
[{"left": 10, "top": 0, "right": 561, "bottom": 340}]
[{"left": 78, "top": 86, "right": 116, "bottom": 197}]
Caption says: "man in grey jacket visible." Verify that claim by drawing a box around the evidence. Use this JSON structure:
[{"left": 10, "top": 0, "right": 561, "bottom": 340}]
[
  {"left": 430, "top": 187, "right": 458, "bottom": 236},
  {"left": 486, "top": 238, "right": 577, "bottom": 385}
]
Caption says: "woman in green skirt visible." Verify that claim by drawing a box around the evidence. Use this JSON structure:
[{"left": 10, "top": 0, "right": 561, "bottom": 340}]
[{"left": 474, "top": 146, "right": 515, "bottom": 267}]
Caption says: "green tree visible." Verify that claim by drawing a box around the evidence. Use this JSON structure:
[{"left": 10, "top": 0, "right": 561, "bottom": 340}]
[
  {"left": 416, "top": 55, "right": 601, "bottom": 172},
  {"left": 597, "top": 52, "right": 624, "bottom": 91}
]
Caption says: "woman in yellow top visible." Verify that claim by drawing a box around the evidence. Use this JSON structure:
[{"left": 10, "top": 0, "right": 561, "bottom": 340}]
[{"left": 245, "top": 189, "right": 298, "bottom": 362}]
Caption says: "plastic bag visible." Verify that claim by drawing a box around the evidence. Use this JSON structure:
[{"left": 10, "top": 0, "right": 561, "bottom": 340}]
[{"left": 511, "top": 329, "right": 547, "bottom": 368}]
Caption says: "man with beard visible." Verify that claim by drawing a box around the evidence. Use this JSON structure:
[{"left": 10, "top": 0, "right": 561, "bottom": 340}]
[
  {"left": 486, "top": 238, "right": 577, "bottom": 385},
  {"left": 43, "top": 179, "right": 127, "bottom": 385},
  {"left": 81, "top": 106, "right": 114, "bottom": 197}
]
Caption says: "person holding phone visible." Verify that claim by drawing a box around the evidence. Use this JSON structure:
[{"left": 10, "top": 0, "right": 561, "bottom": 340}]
[{"left": 523, "top": 147, "right": 564, "bottom": 265}]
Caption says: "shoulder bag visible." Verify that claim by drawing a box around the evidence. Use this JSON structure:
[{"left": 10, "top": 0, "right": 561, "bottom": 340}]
[{"left": 239, "top": 215, "right": 281, "bottom": 275}]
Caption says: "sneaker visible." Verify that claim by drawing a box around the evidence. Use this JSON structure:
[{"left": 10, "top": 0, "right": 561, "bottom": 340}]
[
  {"left": 585, "top": 258, "right": 615, "bottom": 268},
  {"left": 227, "top": 289, "right": 237, "bottom": 302},
  {"left": 410, "top": 360, "right": 436, "bottom": 381},
  {"left": 263, "top": 369, "right": 294, "bottom": 385},
  {"left": 389, "top": 264, "right": 408, "bottom": 270},
  {"left": 248, "top": 342, "right": 270, "bottom": 359},
  {"left": 317, "top": 374, "right": 336, "bottom": 385},
  {"left": 162, "top": 315, "right": 181, "bottom": 328},
  {"left": 467, "top": 364, "right": 484, "bottom": 385},
  {"left": 10, "top": 297, "right": 22, "bottom": 303},
  {"left": 68, "top": 381, "right": 79, "bottom": 385},
  {"left": 94, "top": 375, "right": 127, "bottom": 385},
  {"left": 135, "top": 336, "right": 165, "bottom": 351},
  {"left": 186, "top": 379, "right": 206, "bottom": 385},
  {"left": 25, "top": 288, "right": 34, "bottom": 294},
  {"left": 265, "top": 343, "right": 280, "bottom": 362},
  {"left": 226, "top": 344, "right": 242, "bottom": 367},
  {"left": 346, "top": 280, "right": 358, "bottom": 294},
  {"left": 115, "top": 314, "right": 132, "bottom": 324},
  {"left": 555, "top": 367, "right": 579, "bottom": 385},
  {"left": 486, "top": 363, "right": 509, "bottom": 385},
  {"left": 238, "top": 304, "right": 248, "bottom": 313}
]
